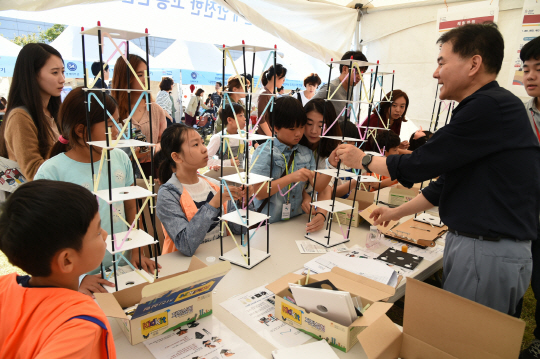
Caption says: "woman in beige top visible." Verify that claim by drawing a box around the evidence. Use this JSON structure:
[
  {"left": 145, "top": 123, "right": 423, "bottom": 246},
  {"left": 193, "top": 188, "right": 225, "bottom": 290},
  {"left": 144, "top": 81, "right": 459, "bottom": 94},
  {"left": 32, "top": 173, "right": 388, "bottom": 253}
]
[
  {"left": 111, "top": 54, "right": 167, "bottom": 177},
  {"left": 0, "top": 43, "right": 65, "bottom": 180}
]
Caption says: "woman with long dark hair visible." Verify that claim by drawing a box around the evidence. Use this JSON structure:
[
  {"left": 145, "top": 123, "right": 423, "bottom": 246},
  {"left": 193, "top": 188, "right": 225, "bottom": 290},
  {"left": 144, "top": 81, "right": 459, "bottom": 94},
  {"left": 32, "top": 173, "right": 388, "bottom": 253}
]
[
  {"left": 359, "top": 89, "right": 410, "bottom": 151},
  {"left": 111, "top": 54, "right": 167, "bottom": 177},
  {"left": 256, "top": 64, "right": 287, "bottom": 137},
  {"left": 0, "top": 43, "right": 65, "bottom": 180}
]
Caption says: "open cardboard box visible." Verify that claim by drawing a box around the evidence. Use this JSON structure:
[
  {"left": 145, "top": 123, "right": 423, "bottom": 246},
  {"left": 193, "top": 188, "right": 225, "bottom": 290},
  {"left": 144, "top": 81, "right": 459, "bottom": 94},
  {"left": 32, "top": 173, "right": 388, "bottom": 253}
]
[
  {"left": 333, "top": 191, "right": 375, "bottom": 227},
  {"left": 360, "top": 204, "right": 447, "bottom": 248},
  {"left": 94, "top": 257, "right": 231, "bottom": 345},
  {"left": 358, "top": 278, "right": 525, "bottom": 359},
  {"left": 266, "top": 267, "right": 395, "bottom": 352}
]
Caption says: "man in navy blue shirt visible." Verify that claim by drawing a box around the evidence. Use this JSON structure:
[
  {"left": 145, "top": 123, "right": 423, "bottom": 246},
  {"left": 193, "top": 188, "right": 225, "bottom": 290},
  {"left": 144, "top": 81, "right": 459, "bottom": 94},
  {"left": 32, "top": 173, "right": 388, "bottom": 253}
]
[{"left": 332, "top": 23, "right": 540, "bottom": 315}]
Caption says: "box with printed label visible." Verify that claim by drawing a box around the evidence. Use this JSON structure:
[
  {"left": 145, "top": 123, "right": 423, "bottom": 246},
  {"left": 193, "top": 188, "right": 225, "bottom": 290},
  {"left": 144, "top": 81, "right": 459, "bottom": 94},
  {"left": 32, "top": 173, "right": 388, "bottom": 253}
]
[
  {"left": 266, "top": 268, "right": 395, "bottom": 352},
  {"left": 388, "top": 187, "right": 418, "bottom": 207},
  {"left": 94, "top": 257, "right": 230, "bottom": 345},
  {"left": 332, "top": 191, "right": 375, "bottom": 227}
]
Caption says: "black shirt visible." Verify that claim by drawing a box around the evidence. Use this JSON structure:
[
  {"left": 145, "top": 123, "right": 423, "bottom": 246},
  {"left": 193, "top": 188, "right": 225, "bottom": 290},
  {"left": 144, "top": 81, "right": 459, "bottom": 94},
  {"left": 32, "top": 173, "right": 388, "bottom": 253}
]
[
  {"left": 387, "top": 81, "right": 540, "bottom": 241},
  {"left": 211, "top": 92, "right": 222, "bottom": 108}
]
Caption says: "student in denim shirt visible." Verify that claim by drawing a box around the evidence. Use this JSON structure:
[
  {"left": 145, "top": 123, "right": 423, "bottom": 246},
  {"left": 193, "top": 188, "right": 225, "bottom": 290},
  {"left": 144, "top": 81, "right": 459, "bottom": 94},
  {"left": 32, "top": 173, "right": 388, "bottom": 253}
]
[{"left": 251, "top": 96, "right": 329, "bottom": 228}]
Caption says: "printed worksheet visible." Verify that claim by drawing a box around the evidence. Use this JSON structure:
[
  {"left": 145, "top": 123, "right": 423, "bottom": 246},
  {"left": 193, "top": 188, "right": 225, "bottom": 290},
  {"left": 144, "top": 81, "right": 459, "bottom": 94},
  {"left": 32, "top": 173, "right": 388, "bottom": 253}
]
[
  {"left": 143, "top": 316, "right": 263, "bottom": 359},
  {"left": 220, "top": 285, "right": 311, "bottom": 349},
  {"left": 295, "top": 240, "right": 348, "bottom": 254}
]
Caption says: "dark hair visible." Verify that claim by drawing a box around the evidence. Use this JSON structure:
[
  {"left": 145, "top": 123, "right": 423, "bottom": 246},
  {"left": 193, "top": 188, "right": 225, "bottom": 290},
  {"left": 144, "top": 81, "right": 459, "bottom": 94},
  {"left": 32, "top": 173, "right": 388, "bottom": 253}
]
[
  {"left": 340, "top": 50, "right": 368, "bottom": 73},
  {"left": 261, "top": 64, "right": 287, "bottom": 87},
  {"left": 0, "top": 97, "right": 6, "bottom": 106},
  {"left": 0, "top": 180, "right": 99, "bottom": 277},
  {"left": 341, "top": 120, "right": 360, "bottom": 140},
  {"left": 226, "top": 75, "right": 250, "bottom": 92},
  {"left": 437, "top": 23, "right": 503, "bottom": 75},
  {"left": 376, "top": 130, "right": 401, "bottom": 152},
  {"left": 50, "top": 87, "right": 118, "bottom": 158},
  {"left": 304, "top": 73, "right": 322, "bottom": 87},
  {"left": 272, "top": 96, "right": 307, "bottom": 131},
  {"left": 111, "top": 54, "right": 147, "bottom": 122},
  {"left": 215, "top": 81, "right": 222, "bottom": 87},
  {"left": 0, "top": 43, "right": 63, "bottom": 158},
  {"left": 159, "top": 77, "right": 174, "bottom": 91},
  {"left": 219, "top": 103, "right": 244, "bottom": 125},
  {"left": 300, "top": 98, "right": 342, "bottom": 158},
  {"left": 408, "top": 130, "right": 433, "bottom": 151},
  {"left": 520, "top": 36, "right": 540, "bottom": 62},
  {"left": 91, "top": 61, "right": 109, "bottom": 77},
  {"left": 157, "top": 124, "right": 197, "bottom": 184},
  {"left": 195, "top": 88, "right": 204, "bottom": 97},
  {"left": 373, "top": 89, "right": 409, "bottom": 123}
]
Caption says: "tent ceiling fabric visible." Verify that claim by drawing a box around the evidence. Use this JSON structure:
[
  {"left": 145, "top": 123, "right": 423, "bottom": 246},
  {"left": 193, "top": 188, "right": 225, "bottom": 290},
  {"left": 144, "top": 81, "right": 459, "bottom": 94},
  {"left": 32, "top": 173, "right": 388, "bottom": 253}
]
[
  {"left": 0, "top": 0, "right": 118, "bottom": 11},
  {"left": 213, "top": 0, "right": 356, "bottom": 62}
]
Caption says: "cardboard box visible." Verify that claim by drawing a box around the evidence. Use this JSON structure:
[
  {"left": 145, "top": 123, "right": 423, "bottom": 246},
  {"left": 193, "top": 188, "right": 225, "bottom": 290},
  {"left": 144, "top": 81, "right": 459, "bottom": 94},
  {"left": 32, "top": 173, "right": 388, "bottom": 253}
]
[
  {"left": 94, "top": 257, "right": 231, "bottom": 345},
  {"left": 388, "top": 187, "right": 418, "bottom": 207},
  {"left": 358, "top": 278, "right": 525, "bottom": 359},
  {"left": 332, "top": 191, "right": 375, "bottom": 227},
  {"left": 360, "top": 204, "right": 447, "bottom": 248},
  {"left": 266, "top": 267, "right": 395, "bottom": 353}
]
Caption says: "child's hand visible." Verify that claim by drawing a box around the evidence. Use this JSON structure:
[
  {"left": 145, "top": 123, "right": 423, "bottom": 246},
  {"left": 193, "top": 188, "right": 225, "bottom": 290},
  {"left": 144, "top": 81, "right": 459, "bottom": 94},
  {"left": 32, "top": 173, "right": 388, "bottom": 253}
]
[
  {"left": 79, "top": 274, "right": 114, "bottom": 298},
  {"left": 306, "top": 212, "right": 326, "bottom": 233},
  {"left": 131, "top": 251, "right": 162, "bottom": 275},
  {"left": 301, "top": 195, "right": 312, "bottom": 214},
  {"left": 209, "top": 186, "right": 245, "bottom": 208},
  {"left": 291, "top": 168, "right": 314, "bottom": 183},
  {"left": 399, "top": 140, "right": 410, "bottom": 150},
  {"left": 328, "top": 148, "right": 339, "bottom": 167},
  {"left": 230, "top": 157, "right": 240, "bottom": 166},
  {"left": 209, "top": 165, "right": 220, "bottom": 171}
]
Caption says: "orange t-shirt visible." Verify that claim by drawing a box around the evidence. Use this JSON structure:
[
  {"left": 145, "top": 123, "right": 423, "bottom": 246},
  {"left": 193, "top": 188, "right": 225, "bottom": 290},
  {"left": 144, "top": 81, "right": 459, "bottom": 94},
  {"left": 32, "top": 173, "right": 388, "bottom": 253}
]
[{"left": 0, "top": 273, "right": 116, "bottom": 359}]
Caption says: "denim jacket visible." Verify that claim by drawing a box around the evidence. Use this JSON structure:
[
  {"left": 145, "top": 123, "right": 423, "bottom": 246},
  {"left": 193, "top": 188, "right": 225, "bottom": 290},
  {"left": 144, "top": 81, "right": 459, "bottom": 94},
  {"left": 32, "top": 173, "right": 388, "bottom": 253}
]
[
  {"left": 250, "top": 138, "right": 315, "bottom": 223},
  {"left": 156, "top": 174, "right": 244, "bottom": 256}
]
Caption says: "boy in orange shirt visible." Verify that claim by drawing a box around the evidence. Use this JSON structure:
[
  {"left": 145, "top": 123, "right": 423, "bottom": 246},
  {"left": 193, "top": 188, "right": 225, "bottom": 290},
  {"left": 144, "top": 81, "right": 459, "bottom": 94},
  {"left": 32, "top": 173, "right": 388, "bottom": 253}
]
[{"left": 0, "top": 180, "right": 116, "bottom": 359}]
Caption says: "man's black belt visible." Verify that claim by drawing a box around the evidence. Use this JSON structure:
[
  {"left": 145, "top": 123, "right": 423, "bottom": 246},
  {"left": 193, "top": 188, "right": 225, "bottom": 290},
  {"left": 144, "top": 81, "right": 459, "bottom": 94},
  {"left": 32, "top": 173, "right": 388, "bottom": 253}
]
[{"left": 448, "top": 228, "right": 501, "bottom": 242}]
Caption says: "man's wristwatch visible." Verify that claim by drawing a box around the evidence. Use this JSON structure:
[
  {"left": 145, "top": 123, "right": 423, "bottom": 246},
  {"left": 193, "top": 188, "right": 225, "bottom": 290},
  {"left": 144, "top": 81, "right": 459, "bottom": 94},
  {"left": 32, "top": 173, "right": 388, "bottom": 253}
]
[{"left": 362, "top": 154, "right": 374, "bottom": 173}]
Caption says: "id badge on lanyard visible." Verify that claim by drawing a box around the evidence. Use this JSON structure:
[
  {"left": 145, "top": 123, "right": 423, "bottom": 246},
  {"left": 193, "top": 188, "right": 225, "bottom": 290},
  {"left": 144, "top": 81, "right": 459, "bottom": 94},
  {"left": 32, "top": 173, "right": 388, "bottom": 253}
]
[{"left": 281, "top": 152, "right": 295, "bottom": 220}]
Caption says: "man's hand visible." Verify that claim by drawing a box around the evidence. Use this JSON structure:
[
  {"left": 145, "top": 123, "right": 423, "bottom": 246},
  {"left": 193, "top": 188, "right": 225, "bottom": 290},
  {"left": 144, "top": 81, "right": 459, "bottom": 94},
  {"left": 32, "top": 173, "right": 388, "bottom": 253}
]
[
  {"left": 370, "top": 207, "right": 401, "bottom": 226},
  {"left": 335, "top": 144, "right": 365, "bottom": 169},
  {"left": 79, "top": 274, "right": 114, "bottom": 298}
]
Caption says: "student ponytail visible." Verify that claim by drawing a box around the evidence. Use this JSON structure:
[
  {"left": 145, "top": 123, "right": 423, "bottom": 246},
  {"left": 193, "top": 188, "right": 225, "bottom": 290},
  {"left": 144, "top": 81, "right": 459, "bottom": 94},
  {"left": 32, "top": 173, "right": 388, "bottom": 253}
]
[
  {"left": 261, "top": 64, "right": 287, "bottom": 87},
  {"left": 49, "top": 87, "right": 118, "bottom": 158},
  {"left": 157, "top": 124, "right": 195, "bottom": 184}
]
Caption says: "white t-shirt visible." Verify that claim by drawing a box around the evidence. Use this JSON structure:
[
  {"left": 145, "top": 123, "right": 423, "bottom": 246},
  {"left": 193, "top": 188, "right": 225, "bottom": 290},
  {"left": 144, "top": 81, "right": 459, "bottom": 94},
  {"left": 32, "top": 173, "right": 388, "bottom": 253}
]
[{"left": 299, "top": 91, "right": 313, "bottom": 106}]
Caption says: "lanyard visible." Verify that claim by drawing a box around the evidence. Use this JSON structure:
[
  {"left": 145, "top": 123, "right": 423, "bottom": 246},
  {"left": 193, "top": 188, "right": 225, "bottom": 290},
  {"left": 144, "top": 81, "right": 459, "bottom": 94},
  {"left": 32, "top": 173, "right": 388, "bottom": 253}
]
[
  {"left": 281, "top": 152, "right": 296, "bottom": 203},
  {"left": 532, "top": 110, "right": 540, "bottom": 143}
]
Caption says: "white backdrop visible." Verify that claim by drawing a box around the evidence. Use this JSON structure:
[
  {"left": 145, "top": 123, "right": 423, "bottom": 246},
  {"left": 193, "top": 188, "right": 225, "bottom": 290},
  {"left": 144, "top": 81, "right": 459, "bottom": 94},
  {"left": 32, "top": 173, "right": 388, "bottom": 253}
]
[{"left": 361, "top": 0, "right": 525, "bottom": 126}]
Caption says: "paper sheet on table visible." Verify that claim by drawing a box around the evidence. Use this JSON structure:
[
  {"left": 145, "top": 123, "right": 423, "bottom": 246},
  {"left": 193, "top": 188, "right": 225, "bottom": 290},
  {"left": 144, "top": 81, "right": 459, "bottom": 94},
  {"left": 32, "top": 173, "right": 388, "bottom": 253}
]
[
  {"left": 304, "top": 252, "right": 398, "bottom": 287},
  {"left": 295, "top": 240, "right": 348, "bottom": 254},
  {"left": 143, "top": 316, "right": 264, "bottom": 359},
  {"left": 272, "top": 339, "right": 339, "bottom": 359},
  {"left": 341, "top": 244, "right": 419, "bottom": 277},
  {"left": 221, "top": 285, "right": 310, "bottom": 350}
]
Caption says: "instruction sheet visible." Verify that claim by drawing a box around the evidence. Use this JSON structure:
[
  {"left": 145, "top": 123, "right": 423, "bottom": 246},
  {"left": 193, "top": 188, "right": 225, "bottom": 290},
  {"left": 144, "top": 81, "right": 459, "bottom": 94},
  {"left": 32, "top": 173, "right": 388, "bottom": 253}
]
[
  {"left": 143, "top": 316, "right": 263, "bottom": 359},
  {"left": 295, "top": 240, "right": 348, "bottom": 254},
  {"left": 220, "top": 285, "right": 311, "bottom": 349}
]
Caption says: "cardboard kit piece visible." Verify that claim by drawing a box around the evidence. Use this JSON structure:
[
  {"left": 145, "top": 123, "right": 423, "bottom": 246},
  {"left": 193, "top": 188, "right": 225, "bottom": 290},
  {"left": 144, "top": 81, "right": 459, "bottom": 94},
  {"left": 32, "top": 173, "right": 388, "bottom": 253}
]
[
  {"left": 358, "top": 278, "right": 526, "bottom": 359},
  {"left": 266, "top": 267, "right": 395, "bottom": 352},
  {"left": 360, "top": 204, "right": 447, "bottom": 248},
  {"left": 332, "top": 191, "right": 375, "bottom": 228},
  {"left": 94, "top": 257, "right": 231, "bottom": 345}
]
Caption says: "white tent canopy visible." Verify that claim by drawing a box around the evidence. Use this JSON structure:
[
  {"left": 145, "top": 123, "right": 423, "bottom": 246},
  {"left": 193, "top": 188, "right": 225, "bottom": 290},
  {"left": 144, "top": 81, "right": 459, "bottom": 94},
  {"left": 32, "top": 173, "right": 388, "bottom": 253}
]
[
  {"left": 49, "top": 25, "right": 153, "bottom": 66},
  {"left": 152, "top": 40, "right": 222, "bottom": 73},
  {"left": 0, "top": 36, "right": 22, "bottom": 57}
]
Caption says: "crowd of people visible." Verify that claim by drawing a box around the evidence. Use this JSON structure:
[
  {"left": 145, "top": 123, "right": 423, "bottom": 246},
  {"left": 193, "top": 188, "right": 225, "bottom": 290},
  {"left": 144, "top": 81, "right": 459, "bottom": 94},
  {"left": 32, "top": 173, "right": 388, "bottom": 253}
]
[{"left": 1, "top": 23, "right": 540, "bottom": 359}]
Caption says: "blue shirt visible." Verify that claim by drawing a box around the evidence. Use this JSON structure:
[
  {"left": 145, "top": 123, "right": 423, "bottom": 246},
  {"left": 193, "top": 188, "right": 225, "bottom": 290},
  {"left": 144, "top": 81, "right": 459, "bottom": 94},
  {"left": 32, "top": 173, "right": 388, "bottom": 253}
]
[
  {"left": 250, "top": 138, "right": 315, "bottom": 223},
  {"left": 35, "top": 150, "right": 134, "bottom": 273}
]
